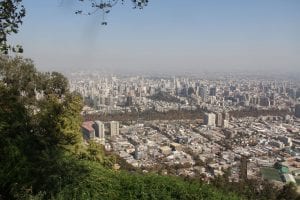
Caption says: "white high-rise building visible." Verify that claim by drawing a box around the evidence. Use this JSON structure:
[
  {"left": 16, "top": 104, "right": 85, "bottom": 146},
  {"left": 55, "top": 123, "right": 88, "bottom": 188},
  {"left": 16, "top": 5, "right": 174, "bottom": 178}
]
[
  {"left": 204, "top": 113, "right": 216, "bottom": 127},
  {"left": 110, "top": 121, "right": 119, "bottom": 137}
]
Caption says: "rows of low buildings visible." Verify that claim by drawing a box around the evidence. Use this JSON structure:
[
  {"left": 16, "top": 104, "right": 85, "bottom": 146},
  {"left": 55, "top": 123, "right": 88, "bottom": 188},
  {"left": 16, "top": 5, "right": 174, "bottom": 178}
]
[
  {"left": 81, "top": 116, "right": 300, "bottom": 183},
  {"left": 76, "top": 73, "right": 300, "bottom": 187}
]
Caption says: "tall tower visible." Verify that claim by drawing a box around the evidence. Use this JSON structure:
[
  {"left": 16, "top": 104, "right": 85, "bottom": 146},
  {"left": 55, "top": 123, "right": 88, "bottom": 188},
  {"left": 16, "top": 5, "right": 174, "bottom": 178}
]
[
  {"left": 199, "top": 86, "right": 207, "bottom": 101},
  {"left": 204, "top": 113, "right": 216, "bottom": 127},
  {"left": 110, "top": 121, "right": 119, "bottom": 137},
  {"left": 216, "top": 113, "right": 223, "bottom": 127},
  {"left": 94, "top": 121, "right": 105, "bottom": 140},
  {"left": 126, "top": 96, "right": 133, "bottom": 106},
  {"left": 209, "top": 87, "right": 216, "bottom": 96}
]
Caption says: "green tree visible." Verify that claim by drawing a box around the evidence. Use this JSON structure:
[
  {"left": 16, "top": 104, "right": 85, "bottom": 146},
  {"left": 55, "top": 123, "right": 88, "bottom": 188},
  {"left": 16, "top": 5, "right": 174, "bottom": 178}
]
[
  {"left": 0, "top": 0, "right": 25, "bottom": 54},
  {"left": 277, "top": 182, "right": 299, "bottom": 200},
  {"left": 0, "top": 56, "right": 84, "bottom": 199}
]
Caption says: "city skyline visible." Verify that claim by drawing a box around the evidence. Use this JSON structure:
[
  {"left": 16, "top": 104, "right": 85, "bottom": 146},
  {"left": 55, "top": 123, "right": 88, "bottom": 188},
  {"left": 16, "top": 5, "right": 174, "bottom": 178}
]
[{"left": 9, "top": 0, "right": 300, "bottom": 73}]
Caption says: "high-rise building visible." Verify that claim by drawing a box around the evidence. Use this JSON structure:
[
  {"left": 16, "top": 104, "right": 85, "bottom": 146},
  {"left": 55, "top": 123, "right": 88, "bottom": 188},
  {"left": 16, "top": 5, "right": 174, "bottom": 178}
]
[
  {"left": 199, "top": 86, "right": 207, "bottom": 101},
  {"left": 94, "top": 121, "right": 105, "bottom": 140},
  {"left": 204, "top": 113, "right": 216, "bottom": 127},
  {"left": 295, "top": 104, "right": 300, "bottom": 118},
  {"left": 216, "top": 113, "right": 223, "bottom": 127},
  {"left": 110, "top": 121, "right": 120, "bottom": 137},
  {"left": 288, "top": 88, "right": 297, "bottom": 99},
  {"left": 187, "top": 87, "right": 195, "bottom": 96},
  {"left": 126, "top": 96, "right": 133, "bottom": 106},
  {"left": 209, "top": 87, "right": 216, "bottom": 96}
]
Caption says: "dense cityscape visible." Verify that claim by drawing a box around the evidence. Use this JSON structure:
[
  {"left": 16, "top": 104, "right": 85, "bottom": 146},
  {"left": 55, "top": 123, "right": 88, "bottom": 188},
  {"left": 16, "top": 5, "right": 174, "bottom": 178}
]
[{"left": 71, "top": 71, "right": 300, "bottom": 190}]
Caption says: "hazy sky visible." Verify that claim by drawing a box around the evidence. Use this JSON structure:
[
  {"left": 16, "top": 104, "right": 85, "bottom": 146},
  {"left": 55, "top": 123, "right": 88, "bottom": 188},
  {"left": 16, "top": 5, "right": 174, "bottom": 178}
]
[{"left": 10, "top": 0, "right": 300, "bottom": 74}]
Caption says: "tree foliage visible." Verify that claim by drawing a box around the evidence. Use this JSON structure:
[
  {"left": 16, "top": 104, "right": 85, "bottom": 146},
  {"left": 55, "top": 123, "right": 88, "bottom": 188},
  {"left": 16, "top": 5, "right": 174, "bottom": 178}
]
[
  {"left": 74, "top": 0, "right": 149, "bottom": 25},
  {"left": 0, "top": 56, "right": 84, "bottom": 198},
  {"left": 0, "top": 0, "right": 25, "bottom": 54},
  {"left": 210, "top": 172, "right": 300, "bottom": 200}
]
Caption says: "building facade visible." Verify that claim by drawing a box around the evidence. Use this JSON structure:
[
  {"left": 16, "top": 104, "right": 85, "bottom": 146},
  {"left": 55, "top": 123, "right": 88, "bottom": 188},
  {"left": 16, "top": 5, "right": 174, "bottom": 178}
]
[
  {"left": 110, "top": 121, "right": 120, "bottom": 137},
  {"left": 204, "top": 113, "right": 216, "bottom": 127},
  {"left": 94, "top": 121, "right": 105, "bottom": 140}
]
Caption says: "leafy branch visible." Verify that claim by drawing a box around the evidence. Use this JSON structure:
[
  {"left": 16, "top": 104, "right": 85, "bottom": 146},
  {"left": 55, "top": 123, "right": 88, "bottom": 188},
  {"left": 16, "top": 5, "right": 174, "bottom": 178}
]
[
  {"left": 74, "top": 0, "right": 149, "bottom": 25},
  {"left": 0, "top": 0, "right": 25, "bottom": 54}
]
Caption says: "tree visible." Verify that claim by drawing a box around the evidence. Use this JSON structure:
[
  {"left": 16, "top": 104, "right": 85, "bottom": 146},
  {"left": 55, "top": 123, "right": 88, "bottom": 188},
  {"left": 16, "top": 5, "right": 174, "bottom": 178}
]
[
  {"left": 0, "top": 56, "right": 85, "bottom": 198},
  {"left": 0, "top": 0, "right": 25, "bottom": 54},
  {"left": 277, "top": 182, "right": 299, "bottom": 200},
  {"left": 74, "top": 0, "right": 149, "bottom": 16},
  {"left": 0, "top": 56, "right": 37, "bottom": 104}
]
